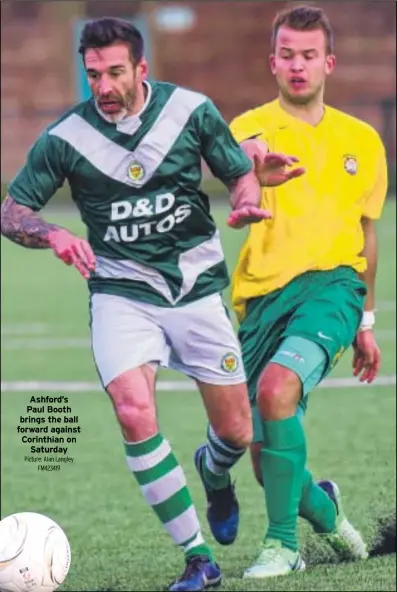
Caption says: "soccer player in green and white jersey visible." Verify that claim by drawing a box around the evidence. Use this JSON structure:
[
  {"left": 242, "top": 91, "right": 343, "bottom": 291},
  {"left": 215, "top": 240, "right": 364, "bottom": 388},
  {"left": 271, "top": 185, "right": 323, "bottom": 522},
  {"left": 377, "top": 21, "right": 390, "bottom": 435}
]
[{"left": 1, "top": 17, "right": 303, "bottom": 591}]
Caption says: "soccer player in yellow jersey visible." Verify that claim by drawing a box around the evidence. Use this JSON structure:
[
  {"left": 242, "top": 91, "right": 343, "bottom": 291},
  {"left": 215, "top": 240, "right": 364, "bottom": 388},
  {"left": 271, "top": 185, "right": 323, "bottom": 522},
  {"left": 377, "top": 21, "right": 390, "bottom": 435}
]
[{"left": 227, "top": 5, "right": 388, "bottom": 579}]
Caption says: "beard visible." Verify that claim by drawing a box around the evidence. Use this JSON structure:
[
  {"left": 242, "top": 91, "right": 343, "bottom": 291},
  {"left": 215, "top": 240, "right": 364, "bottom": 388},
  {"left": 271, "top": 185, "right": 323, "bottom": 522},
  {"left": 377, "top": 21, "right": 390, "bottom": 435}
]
[
  {"left": 122, "top": 87, "right": 138, "bottom": 113},
  {"left": 97, "top": 87, "right": 138, "bottom": 122}
]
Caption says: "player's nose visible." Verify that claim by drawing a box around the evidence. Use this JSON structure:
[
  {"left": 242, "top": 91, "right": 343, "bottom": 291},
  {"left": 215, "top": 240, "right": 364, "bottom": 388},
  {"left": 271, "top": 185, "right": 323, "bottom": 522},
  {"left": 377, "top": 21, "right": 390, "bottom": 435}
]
[
  {"left": 98, "top": 78, "right": 113, "bottom": 95},
  {"left": 290, "top": 59, "right": 305, "bottom": 72}
]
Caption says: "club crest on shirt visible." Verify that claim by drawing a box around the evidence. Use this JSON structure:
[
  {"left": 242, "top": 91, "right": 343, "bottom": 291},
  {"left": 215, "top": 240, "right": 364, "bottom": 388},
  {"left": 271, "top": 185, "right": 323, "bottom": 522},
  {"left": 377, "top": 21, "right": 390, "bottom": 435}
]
[
  {"left": 343, "top": 154, "right": 358, "bottom": 175},
  {"left": 221, "top": 352, "right": 239, "bottom": 373},
  {"left": 127, "top": 161, "right": 145, "bottom": 182}
]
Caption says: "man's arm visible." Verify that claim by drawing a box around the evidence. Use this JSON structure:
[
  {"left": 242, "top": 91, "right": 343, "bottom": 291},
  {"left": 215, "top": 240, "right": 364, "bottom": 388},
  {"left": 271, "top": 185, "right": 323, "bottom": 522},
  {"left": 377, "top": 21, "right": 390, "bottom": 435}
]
[
  {"left": 239, "top": 139, "right": 305, "bottom": 188},
  {"left": 356, "top": 131, "right": 388, "bottom": 325},
  {"left": 226, "top": 140, "right": 305, "bottom": 228},
  {"left": 2, "top": 130, "right": 96, "bottom": 278},
  {"left": 1, "top": 195, "right": 64, "bottom": 249},
  {"left": 198, "top": 99, "right": 304, "bottom": 227},
  {"left": 228, "top": 141, "right": 266, "bottom": 210},
  {"left": 1, "top": 130, "right": 65, "bottom": 248},
  {"left": 352, "top": 216, "right": 381, "bottom": 383},
  {"left": 1, "top": 195, "right": 95, "bottom": 279},
  {"left": 352, "top": 128, "right": 388, "bottom": 384},
  {"left": 225, "top": 174, "right": 272, "bottom": 229},
  {"left": 359, "top": 217, "right": 378, "bottom": 314},
  {"left": 228, "top": 173, "right": 261, "bottom": 210}
]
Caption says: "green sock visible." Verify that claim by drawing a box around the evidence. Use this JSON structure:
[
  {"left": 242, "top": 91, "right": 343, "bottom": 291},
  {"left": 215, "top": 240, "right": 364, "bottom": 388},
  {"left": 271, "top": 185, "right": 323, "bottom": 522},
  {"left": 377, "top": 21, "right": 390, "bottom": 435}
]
[
  {"left": 299, "top": 470, "right": 337, "bottom": 533},
  {"left": 201, "top": 424, "right": 246, "bottom": 490},
  {"left": 260, "top": 416, "right": 306, "bottom": 551},
  {"left": 125, "top": 433, "right": 213, "bottom": 562},
  {"left": 295, "top": 407, "right": 337, "bottom": 533}
]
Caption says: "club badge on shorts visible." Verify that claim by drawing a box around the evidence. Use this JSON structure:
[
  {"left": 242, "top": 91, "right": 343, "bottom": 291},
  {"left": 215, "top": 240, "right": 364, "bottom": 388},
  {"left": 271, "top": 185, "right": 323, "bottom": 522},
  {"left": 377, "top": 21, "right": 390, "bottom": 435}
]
[
  {"left": 127, "top": 161, "right": 145, "bottom": 183},
  {"left": 343, "top": 154, "right": 357, "bottom": 175},
  {"left": 221, "top": 352, "right": 239, "bottom": 373}
]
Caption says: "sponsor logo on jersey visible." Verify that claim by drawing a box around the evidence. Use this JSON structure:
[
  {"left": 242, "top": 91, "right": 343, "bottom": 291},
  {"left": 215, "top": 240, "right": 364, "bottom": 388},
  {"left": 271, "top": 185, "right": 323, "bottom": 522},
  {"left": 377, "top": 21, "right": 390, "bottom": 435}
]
[
  {"left": 221, "top": 352, "right": 239, "bottom": 373},
  {"left": 104, "top": 195, "right": 193, "bottom": 244},
  {"left": 343, "top": 154, "right": 357, "bottom": 175},
  {"left": 127, "top": 161, "right": 145, "bottom": 182}
]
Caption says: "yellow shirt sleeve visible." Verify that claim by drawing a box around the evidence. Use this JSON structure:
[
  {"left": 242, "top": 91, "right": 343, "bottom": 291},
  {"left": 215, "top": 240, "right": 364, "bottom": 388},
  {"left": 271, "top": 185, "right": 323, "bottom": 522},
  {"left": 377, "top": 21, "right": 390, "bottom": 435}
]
[
  {"left": 229, "top": 110, "right": 266, "bottom": 144},
  {"left": 362, "top": 132, "right": 388, "bottom": 220}
]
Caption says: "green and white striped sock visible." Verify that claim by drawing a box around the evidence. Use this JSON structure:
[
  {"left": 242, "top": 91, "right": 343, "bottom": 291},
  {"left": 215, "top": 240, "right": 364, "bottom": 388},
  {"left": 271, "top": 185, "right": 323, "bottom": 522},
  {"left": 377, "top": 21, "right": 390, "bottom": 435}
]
[
  {"left": 125, "top": 433, "right": 213, "bottom": 561},
  {"left": 202, "top": 425, "right": 246, "bottom": 490}
]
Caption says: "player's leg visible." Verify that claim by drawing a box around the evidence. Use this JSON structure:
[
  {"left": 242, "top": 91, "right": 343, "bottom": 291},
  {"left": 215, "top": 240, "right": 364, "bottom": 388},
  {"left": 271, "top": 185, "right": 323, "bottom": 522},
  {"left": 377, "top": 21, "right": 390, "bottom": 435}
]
[
  {"left": 281, "top": 270, "right": 369, "bottom": 561},
  {"left": 237, "top": 291, "right": 309, "bottom": 574},
  {"left": 90, "top": 294, "right": 220, "bottom": 591},
  {"left": 250, "top": 403, "right": 339, "bottom": 538},
  {"left": 243, "top": 337, "right": 337, "bottom": 578},
  {"left": 249, "top": 340, "right": 368, "bottom": 568},
  {"left": 165, "top": 294, "right": 251, "bottom": 545},
  {"left": 241, "top": 268, "right": 368, "bottom": 578},
  {"left": 195, "top": 380, "right": 252, "bottom": 545}
]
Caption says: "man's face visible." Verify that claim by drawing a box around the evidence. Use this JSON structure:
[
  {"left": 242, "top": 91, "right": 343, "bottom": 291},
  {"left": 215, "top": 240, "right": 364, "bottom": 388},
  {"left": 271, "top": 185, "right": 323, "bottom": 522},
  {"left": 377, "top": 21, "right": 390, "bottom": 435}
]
[
  {"left": 270, "top": 26, "right": 335, "bottom": 105},
  {"left": 85, "top": 42, "right": 147, "bottom": 118}
]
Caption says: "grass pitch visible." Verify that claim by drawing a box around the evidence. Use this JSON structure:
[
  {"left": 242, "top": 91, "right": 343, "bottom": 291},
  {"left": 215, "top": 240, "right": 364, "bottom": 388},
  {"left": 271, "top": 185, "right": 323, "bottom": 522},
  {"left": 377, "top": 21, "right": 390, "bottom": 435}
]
[{"left": 1, "top": 201, "right": 396, "bottom": 591}]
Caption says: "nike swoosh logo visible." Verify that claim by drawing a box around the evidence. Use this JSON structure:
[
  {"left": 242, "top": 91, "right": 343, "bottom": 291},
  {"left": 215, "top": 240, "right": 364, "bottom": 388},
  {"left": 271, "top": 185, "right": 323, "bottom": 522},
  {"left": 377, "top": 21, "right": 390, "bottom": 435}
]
[
  {"left": 318, "top": 332, "right": 333, "bottom": 341},
  {"left": 289, "top": 556, "right": 303, "bottom": 571}
]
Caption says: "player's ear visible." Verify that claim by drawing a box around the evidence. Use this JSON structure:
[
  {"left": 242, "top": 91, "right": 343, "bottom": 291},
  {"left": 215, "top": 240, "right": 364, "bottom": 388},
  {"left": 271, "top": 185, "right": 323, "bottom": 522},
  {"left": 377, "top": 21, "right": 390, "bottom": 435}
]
[
  {"left": 269, "top": 54, "right": 277, "bottom": 75},
  {"left": 136, "top": 58, "right": 148, "bottom": 82},
  {"left": 325, "top": 54, "right": 336, "bottom": 75}
]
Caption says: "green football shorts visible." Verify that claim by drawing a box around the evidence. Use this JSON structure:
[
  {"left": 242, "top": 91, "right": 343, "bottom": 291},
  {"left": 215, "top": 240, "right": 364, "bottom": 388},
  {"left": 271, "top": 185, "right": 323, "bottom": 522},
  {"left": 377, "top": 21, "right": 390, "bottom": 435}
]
[{"left": 238, "top": 266, "right": 367, "bottom": 442}]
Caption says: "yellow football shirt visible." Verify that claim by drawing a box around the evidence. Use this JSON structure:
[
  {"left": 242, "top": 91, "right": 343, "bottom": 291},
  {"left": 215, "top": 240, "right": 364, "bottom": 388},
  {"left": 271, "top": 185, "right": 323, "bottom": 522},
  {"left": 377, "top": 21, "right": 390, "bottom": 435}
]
[{"left": 229, "top": 99, "right": 388, "bottom": 321}]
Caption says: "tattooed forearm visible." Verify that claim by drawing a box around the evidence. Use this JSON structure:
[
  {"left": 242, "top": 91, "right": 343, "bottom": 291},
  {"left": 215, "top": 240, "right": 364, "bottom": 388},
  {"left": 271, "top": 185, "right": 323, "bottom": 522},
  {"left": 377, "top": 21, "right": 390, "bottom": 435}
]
[{"left": 0, "top": 195, "right": 63, "bottom": 249}]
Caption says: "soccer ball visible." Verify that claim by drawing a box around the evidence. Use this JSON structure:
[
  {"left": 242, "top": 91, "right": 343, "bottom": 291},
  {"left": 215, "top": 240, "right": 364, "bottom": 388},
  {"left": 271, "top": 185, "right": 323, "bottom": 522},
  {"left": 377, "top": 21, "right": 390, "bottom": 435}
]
[{"left": 0, "top": 512, "right": 71, "bottom": 592}]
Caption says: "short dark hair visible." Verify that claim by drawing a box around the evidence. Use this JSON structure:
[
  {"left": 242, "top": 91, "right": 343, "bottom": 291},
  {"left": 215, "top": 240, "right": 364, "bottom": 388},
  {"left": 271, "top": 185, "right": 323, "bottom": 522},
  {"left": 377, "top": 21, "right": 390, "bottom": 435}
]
[
  {"left": 271, "top": 5, "right": 334, "bottom": 55},
  {"left": 79, "top": 17, "right": 144, "bottom": 65}
]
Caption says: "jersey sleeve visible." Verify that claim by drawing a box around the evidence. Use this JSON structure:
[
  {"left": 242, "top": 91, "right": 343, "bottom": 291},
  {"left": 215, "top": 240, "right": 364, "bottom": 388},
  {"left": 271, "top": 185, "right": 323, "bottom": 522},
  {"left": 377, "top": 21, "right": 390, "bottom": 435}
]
[
  {"left": 198, "top": 99, "right": 252, "bottom": 185},
  {"left": 8, "top": 131, "right": 67, "bottom": 211},
  {"left": 229, "top": 110, "right": 266, "bottom": 144},
  {"left": 361, "top": 131, "right": 388, "bottom": 220}
]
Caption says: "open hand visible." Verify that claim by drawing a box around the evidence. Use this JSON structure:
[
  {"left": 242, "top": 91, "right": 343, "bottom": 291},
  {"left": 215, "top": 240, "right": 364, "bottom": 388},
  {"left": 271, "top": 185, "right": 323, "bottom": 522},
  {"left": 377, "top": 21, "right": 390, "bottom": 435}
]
[
  {"left": 240, "top": 139, "right": 305, "bottom": 187},
  {"left": 254, "top": 152, "right": 306, "bottom": 187},
  {"left": 352, "top": 330, "right": 381, "bottom": 383},
  {"left": 227, "top": 206, "right": 272, "bottom": 229},
  {"left": 48, "top": 229, "right": 96, "bottom": 280}
]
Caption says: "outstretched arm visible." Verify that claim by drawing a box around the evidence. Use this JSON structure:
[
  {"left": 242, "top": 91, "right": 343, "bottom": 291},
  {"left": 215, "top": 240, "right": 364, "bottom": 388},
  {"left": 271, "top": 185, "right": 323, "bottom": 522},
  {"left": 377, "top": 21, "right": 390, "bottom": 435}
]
[
  {"left": 1, "top": 195, "right": 96, "bottom": 279},
  {"left": 227, "top": 173, "right": 272, "bottom": 229},
  {"left": 239, "top": 139, "right": 305, "bottom": 188},
  {"left": 227, "top": 139, "right": 305, "bottom": 229}
]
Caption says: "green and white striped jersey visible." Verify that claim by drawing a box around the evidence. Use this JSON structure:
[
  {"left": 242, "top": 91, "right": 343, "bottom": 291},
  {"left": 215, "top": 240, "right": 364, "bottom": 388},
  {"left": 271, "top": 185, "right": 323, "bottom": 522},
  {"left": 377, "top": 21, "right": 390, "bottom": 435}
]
[{"left": 9, "top": 81, "right": 252, "bottom": 306}]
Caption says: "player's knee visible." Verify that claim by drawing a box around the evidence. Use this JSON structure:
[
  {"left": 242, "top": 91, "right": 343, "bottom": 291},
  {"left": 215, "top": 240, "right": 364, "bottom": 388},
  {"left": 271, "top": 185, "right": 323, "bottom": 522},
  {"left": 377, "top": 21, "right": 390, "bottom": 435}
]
[
  {"left": 234, "top": 422, "right": 253, "bottom": 449},
  {"left": 115, "top": 399, "right": 155, "bottom": 433},
  {"left": 106, "top": 366, "right": 157, "bottom": 440},
  {"left": 256, "top": 364, "right": 301, "bottom": 420},
  {"left": 213, "top": 418, "right": 252, "bottom": 450}
]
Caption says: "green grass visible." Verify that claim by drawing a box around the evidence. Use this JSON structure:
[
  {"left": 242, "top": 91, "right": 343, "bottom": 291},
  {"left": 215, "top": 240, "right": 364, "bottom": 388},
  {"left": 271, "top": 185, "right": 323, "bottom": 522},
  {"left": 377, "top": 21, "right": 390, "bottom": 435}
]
[{"left": 1, "top": 202, "right": 396, "bottom": 591}]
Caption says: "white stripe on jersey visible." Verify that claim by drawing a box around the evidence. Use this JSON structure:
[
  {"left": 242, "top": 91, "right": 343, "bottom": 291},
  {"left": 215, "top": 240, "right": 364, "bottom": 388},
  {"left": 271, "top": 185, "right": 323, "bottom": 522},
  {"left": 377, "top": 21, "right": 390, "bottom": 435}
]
[
  {"left": 95, "top": 230, "right": 224, "bottom": 304},
  {"left": 49, "top": 87, "right": 206, "bottom": 187}
]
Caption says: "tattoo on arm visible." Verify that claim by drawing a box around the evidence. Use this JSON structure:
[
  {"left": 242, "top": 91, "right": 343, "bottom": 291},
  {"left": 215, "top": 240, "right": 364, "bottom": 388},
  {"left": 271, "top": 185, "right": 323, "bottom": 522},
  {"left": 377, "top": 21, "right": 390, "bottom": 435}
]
[{"left": 0, "top": 195, "right": 63, "bottom": 249}]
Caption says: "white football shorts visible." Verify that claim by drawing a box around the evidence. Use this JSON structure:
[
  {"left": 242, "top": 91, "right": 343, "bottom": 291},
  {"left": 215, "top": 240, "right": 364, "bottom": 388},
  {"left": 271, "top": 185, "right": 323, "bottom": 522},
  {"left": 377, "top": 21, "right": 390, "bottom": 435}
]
[{"left": 90, "top": 292, "right": 246, "bottom": 387}]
